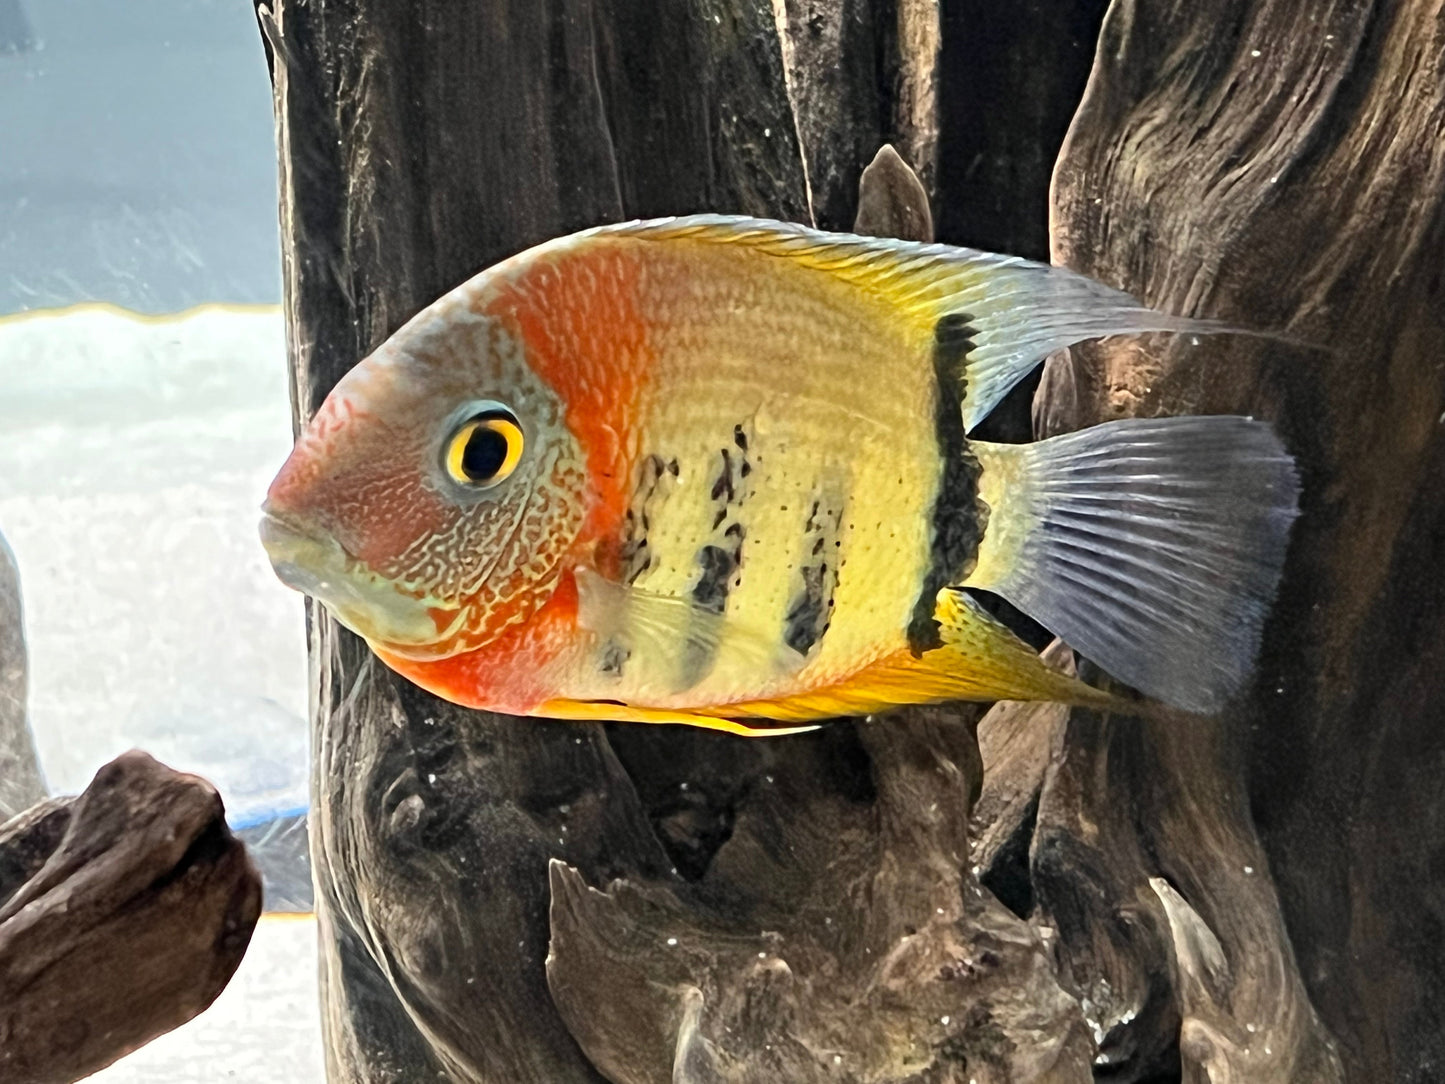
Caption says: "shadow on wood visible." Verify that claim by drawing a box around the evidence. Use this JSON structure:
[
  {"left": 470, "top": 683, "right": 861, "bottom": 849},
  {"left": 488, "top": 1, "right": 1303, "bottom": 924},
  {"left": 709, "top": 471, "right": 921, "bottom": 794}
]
[{"left": 0, "top": 751, "right": 261, "bottom": 1084}]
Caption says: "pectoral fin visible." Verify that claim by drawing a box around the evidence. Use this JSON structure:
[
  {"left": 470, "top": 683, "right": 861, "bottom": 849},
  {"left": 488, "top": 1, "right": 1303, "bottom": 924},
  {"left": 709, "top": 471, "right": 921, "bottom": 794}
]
[{"left": 574, "top": 567, "right": 804, "bottom": 691}]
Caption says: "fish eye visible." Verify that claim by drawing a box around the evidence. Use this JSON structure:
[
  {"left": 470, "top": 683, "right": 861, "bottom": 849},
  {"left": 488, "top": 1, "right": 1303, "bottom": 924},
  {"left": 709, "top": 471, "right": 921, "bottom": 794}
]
[{"left": 443, "top": 407, "right": 524, "bottom": 488}]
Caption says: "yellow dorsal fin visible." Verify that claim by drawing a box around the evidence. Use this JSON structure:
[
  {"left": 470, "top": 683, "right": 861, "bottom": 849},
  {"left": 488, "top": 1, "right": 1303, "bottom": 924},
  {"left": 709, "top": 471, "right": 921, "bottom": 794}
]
[{"left": 581, "top": 215, "right": 1222, "bottom": 429}]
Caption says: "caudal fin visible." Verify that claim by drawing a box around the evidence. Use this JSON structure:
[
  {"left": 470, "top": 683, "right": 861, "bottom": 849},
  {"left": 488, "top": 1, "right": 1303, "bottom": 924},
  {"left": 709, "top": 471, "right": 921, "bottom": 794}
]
[{"left": 964, "top": 416, "right": 1300, "bottom": 713}]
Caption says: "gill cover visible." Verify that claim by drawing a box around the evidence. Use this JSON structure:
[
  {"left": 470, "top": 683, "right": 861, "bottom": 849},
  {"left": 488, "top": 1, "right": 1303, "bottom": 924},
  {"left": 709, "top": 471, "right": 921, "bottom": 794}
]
[{"left": 262, "top": 303, "right": 590, "bottom": 658}]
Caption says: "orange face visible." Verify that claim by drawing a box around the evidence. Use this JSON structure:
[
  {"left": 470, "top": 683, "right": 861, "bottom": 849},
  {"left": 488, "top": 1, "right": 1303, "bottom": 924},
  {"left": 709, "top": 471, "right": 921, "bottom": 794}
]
[{"left": 260, "top": 293, "right": 594, "bottom": 669}]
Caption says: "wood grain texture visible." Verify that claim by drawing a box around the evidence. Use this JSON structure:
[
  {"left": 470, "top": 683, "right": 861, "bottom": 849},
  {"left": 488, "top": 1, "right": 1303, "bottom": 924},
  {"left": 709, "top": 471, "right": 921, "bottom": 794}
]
[
  {"left": 1039, "top": 0, "right": 1445, "bottom": 1079},
  {"left": 0, "top": 751, "right": 260, "bottom": 1084},
  {"left": 772, "top": 0, "right": 891, "bottom": 230},
  {"left": 549, "top": 715, "right": 1092, "bottom": 1084}
]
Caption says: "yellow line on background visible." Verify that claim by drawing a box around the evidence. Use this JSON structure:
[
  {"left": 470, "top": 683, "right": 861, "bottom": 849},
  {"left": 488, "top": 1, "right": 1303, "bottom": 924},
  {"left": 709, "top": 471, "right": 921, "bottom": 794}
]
[
  {"left": 0, "top": 301, "right": 282, "bottom": 328},
  {"left": 260, "top": 910, "right": 317, "bottom": 922}
]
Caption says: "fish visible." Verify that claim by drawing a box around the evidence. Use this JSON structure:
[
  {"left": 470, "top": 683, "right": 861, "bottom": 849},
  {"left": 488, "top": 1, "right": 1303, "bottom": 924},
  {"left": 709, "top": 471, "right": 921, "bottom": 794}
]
[{"left": 259, "top": 215, "right": 1300, "bottom": 735}]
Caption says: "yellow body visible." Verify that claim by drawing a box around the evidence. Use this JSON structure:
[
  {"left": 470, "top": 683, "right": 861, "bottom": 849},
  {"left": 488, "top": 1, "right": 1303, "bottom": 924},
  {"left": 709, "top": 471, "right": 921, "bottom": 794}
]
[{"left": 488, "top": 223, "right": 1115, "bottom": 726}]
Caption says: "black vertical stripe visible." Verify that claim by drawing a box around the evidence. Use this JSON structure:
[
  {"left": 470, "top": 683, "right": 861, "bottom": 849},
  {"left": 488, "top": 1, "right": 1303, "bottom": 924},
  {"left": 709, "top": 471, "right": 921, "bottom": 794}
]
[
  {"left": 782, "top": 497, "right": 842, "bottom": 656},
  {"left": 681, "top": 436, "right": 750, "bottom": 683},
  {"left": 620, "top": 453, "right": 674, "bottom": 585},
  {"left": 691, "top": 539, "right": 739, "bottom": 614},
  {"left": 600, "top": 453, "right": 677, "bottom": 679},
  {"left": 906, "top": 313, "right": 987, "bottom": 655},
  {"left": 783, "top": 564, "right": 832, "bottom": 655},
  {"left": 681, "top": 526, "right": 744, "bottom": 684}
]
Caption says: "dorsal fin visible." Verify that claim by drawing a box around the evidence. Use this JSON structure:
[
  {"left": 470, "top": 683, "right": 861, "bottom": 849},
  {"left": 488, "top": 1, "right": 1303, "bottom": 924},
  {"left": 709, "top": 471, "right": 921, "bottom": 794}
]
[{"left": 584, "top": 215, "right": 1225, "bottom": 430}]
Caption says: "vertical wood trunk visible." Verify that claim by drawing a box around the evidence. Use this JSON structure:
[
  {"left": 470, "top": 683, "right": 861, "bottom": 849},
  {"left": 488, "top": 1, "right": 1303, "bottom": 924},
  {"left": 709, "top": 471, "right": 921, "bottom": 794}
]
[
  {"left": 257, "top": 1, "right": 1108, "bottom": 1080},
  {"left": 1036, "top": 0, "right": 1445, "bottom": 1080},
  {"left": 259, "top": 3, "right": 843, "bottom": 1080},
  {"left": 256, "top": 0, "right": 1440, "bottom": 1080}
]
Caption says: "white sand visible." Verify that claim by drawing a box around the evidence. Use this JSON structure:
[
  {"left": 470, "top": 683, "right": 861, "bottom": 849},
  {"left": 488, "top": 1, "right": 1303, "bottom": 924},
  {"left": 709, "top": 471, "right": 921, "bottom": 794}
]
[
  {"left": 86, "top": 915, "right": 325, "bottom": 1083},
  {"left": 0, "top": 306, "right": 322, "bottom": 1078},
  {"left": 0, "top": 305, "right": 310, "bottom": 822}
]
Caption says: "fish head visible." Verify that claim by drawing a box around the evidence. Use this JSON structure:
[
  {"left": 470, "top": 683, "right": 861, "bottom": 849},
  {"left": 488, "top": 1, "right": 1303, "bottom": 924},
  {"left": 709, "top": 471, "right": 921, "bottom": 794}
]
[{"left": 260, "top": 301, "right": 590, "bottom": 660}]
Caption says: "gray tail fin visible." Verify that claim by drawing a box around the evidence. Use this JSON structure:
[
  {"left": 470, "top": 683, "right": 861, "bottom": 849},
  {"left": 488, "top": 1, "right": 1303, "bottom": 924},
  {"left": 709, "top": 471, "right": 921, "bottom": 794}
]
[{"left": 964, "top": 416, "right": 1300, "bottom": 713}]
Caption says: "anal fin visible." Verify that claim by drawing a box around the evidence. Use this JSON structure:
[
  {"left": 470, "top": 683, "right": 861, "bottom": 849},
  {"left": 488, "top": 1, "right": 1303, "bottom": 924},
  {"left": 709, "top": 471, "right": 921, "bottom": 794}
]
[
  {"left": 553, "top": 570, "right": 1123, "bottom": 734},
  {"left": 619, "top": 590, "right": 1119, "bottom": 727},
  {"left": 535, "top": 697, "right": 822, "bottom": 737}
]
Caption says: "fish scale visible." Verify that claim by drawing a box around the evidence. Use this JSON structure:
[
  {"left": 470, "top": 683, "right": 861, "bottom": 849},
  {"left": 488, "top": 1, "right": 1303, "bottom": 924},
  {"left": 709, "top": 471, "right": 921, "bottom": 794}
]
[{"left": 595, "top": 241, "right": 939, "bottom": 706}]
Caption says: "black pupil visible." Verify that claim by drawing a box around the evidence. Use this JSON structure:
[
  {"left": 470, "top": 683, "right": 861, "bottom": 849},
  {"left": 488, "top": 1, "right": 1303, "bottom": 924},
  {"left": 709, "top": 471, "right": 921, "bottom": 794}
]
[{"left": 461, "top": 421, "right": 511, "bottom": 481}]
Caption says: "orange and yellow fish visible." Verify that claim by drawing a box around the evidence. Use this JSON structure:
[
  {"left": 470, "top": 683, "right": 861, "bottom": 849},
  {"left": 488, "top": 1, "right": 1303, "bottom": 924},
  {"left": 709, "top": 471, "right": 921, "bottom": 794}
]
[{"left": 260, "top": 216, "right": 1298, "bottom": 734}]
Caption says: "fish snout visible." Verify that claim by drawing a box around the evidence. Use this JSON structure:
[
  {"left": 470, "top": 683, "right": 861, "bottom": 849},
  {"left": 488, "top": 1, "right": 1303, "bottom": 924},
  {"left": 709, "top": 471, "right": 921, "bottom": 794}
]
[
  {"left": 258, "top": 503, "right": 460, "bottom": 653},
  {"left": 258, "top": 505, "right": 349, "bottom": 598}
]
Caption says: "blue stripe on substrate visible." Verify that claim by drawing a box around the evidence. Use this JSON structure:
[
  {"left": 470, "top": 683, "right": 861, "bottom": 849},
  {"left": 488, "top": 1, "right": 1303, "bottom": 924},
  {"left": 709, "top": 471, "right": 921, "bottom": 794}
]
[{"left": 227, "top": 802, "right": 309, "bottom": 831}]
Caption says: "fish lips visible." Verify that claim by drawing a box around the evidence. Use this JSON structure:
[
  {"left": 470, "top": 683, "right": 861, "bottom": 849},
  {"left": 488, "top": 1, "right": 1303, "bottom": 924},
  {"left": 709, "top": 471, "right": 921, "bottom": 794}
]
[{"left": 258, "top": 508, "right": 449, "bottom": 650}]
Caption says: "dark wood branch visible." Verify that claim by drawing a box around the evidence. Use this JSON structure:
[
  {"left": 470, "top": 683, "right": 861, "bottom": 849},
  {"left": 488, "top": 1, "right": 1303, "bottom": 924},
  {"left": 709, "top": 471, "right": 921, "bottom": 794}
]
[
  {"left": 1034, "top": 0, "right": 1445, "bottom": 1080},
  {"left": 968, "top": 640, "right": 1072, "bottom": 919},
  {"left": 0, "top": 751, "right": 261, "bottom": 1084},
  {"left": 772, "top": 0, "right": 892, "bottom": 230},
  {"left": 548, "top": 712, "right": 1095, "bottom": 1084}
]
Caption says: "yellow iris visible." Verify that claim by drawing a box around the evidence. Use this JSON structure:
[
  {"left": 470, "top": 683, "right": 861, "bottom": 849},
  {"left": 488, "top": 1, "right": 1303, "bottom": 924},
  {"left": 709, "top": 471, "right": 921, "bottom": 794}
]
[{"left": 444, "top": 412, "right": 524, "bottom": 487}]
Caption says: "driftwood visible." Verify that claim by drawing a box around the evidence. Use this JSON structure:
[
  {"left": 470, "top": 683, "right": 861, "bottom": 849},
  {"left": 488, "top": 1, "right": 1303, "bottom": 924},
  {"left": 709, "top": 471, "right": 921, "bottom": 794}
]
[
  {"left": 1030, "top": 3, "right": 1445, "bottom": 1079},
  {"left": 0, "top": 750, "right": 261, "bottom": 1084},
  {"left": 256, "top": 0, "right": 1442, "bottom": 1081}
]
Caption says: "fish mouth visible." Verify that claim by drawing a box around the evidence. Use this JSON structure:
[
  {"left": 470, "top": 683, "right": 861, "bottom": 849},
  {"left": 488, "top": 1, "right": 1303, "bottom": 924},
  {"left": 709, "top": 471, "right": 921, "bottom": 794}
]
[
  {"left": 258, "top": 509, "right": 345, "bottom": 595},
  {"left": 258, "top": 506, "right": 455, "bottom": 650}
]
